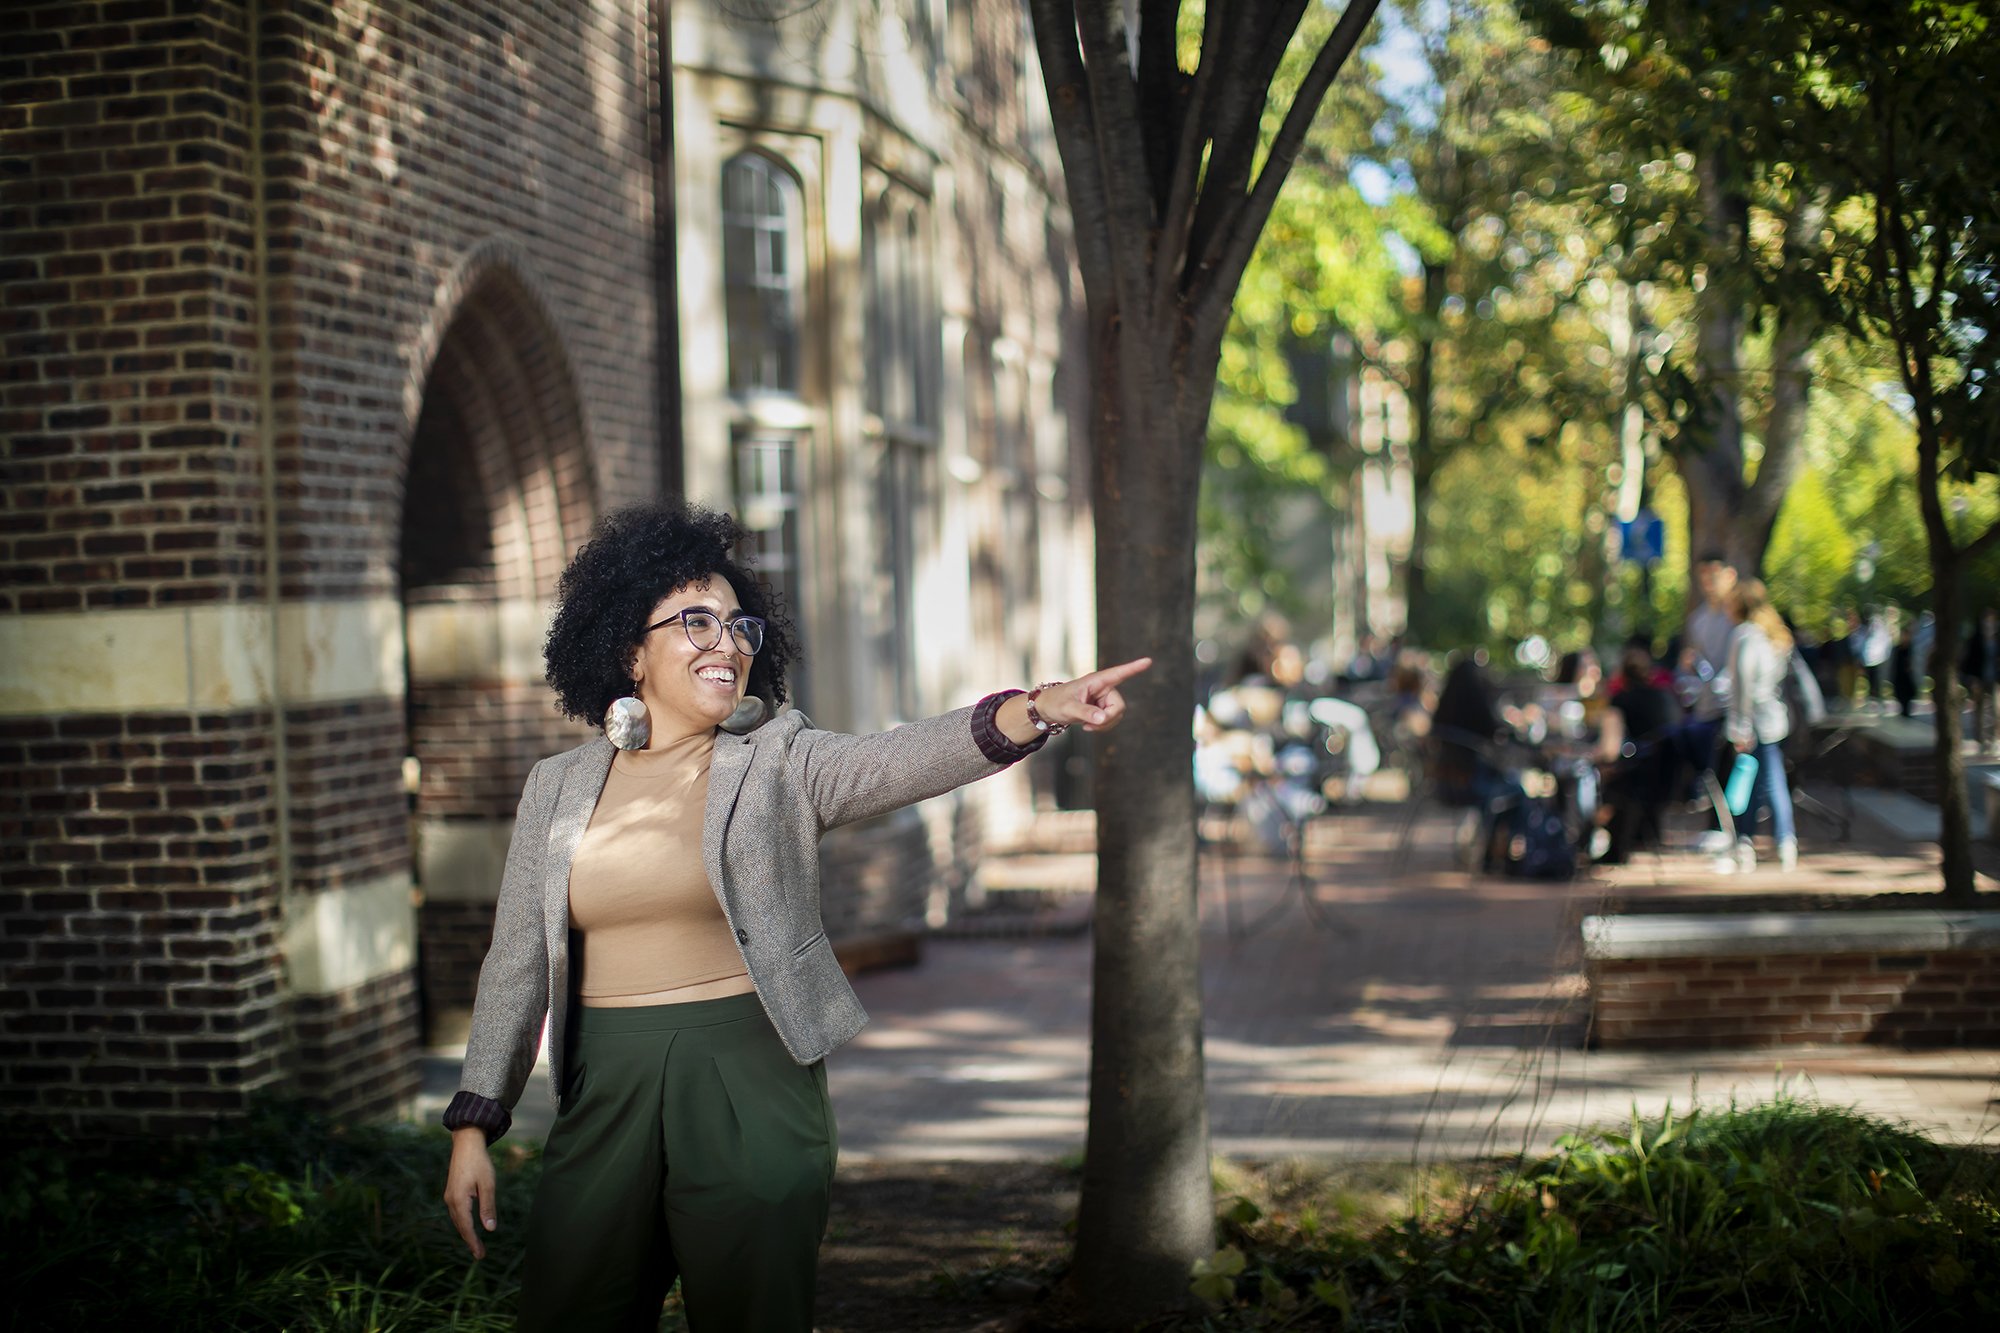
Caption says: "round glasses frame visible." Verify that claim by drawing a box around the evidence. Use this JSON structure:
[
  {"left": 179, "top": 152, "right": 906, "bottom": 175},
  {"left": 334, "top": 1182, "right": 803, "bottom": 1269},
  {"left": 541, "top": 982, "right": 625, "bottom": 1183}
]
[{"left": 643, "top": 609, "right": 766, "bottom": 657}]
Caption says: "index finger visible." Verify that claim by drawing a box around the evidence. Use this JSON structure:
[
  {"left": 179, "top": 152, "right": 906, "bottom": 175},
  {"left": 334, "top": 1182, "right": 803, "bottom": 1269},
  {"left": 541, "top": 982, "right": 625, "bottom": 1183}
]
[{"left": 1084, "top": 657, "right": 1152, "bottom": 694}]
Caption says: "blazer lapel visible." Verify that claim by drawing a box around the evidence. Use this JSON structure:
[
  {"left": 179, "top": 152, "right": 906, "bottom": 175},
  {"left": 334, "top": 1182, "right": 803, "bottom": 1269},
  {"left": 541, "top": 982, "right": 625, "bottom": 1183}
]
[
  {"left": 703, "top": 730, "right": 754, "bottom": 906},
  {"left": 543, "top": 736, "right": 615, "bottom": 949}
]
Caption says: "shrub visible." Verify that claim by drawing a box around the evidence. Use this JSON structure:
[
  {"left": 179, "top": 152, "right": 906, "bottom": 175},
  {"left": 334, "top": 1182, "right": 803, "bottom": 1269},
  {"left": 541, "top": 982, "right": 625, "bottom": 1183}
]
[{"left": 1183, "top": 1095, "right": 2000, "bottom": 1331}]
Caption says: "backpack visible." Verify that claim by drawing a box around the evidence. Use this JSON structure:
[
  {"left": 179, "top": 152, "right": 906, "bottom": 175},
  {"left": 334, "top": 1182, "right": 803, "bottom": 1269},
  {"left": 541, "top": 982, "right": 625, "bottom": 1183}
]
[{"left": 1507, "top": 799, "right": 1576, "bottom": 880}]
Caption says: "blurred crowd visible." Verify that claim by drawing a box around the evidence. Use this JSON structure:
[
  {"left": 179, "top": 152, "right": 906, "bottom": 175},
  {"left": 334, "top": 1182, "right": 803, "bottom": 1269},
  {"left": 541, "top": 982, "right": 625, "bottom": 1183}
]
[{"left": 1191, "top": 552, "right": 1993, "bottom": 881}]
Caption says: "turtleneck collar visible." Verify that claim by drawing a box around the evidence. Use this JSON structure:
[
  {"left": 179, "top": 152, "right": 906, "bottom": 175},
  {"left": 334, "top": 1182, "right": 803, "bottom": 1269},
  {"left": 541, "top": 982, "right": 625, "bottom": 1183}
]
[{"left": 611, "top": 725, "right": 716, "bottom": 778}]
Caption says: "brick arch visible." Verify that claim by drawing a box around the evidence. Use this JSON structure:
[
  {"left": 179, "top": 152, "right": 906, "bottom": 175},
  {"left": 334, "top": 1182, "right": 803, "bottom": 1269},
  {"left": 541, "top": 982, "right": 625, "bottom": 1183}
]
[
  {"left": 399, "top": 244, "right": 598, "bottom": 598},
  {"left": 398, "top": 251, "right": 599, "bottom": 1043}
]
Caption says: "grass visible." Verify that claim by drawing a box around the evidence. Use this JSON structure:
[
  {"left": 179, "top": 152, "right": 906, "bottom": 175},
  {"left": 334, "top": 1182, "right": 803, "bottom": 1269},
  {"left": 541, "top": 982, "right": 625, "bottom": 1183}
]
[
  {"left": 2, "top": 1103, "right": 542, "bottom": 1332},
  {"left": 1174, "top": 1094, "right": 2000, "bottom": 1331}
]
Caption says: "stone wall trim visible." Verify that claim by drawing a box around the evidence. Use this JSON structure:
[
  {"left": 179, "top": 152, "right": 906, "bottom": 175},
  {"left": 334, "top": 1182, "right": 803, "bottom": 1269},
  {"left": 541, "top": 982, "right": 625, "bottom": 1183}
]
[
  {"left": 3, "top": 601, "right": 409, "bottom": 716},
  {"left": 283, "top": 873, "right": 418, "bottom": 997},
  {"left": 1582, "top": 911, "right": 2000, "bottom": 960}
]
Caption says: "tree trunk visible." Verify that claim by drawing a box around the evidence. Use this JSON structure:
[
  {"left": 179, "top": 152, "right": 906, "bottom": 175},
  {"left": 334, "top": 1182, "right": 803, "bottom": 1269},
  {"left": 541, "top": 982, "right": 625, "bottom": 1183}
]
[
  {"left": 1070, "top": 327, "right": 1216, "bottom": 1319},
  {"left": 1916, "top": 422, "right": 1977, "bottom": 903},
  {"left": 1022, "top": 3, "right": 1383, "bottom": 1321},
  {"left": 1676, "top": 146, "right": 1814, "bottom": 599},
  {"left": 1928, "top": 554, "right": 1975, "bottom": 903},
  {"left": 1403, "top": 261, "right": 1444, "bottom": 645}
]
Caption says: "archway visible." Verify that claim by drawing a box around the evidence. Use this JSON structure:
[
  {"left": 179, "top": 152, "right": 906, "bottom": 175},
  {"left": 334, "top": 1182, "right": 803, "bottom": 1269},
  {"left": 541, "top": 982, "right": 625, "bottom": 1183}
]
[{"left": 399, "top": 267, "right": 596, "bottom": 1044}]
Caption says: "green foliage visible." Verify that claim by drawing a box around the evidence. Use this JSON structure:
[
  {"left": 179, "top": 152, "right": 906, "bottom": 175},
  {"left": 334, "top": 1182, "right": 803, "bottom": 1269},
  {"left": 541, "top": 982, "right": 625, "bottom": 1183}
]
[
  {"left": 1, "top": 1103, "right": 543, "bottom": 1332},
  {"left": 1173, "top": 1096, "right": 2000, "bottom": 1331},
  {"left": 1200, "top": 0, "right": 1634, "bottom": 644}
]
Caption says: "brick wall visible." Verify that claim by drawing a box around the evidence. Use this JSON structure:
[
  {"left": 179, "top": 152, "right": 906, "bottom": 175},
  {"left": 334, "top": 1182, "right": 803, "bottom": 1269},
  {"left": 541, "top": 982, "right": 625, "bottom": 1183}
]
[
  {"left": 1, "top": 1, "right": 265, "bottom": 618},
  {"left": 4, "top": 0, "right": 662, "bottom": 1136},
  {"left": 0, "top": 707, "right": 285, "bottom": 1135},
  {"left": 1591, "top": 950, "right": 2000, "bottom": 1049},
  {"left": 290, "top": 967, "right": 419, "bottom": 1120}
]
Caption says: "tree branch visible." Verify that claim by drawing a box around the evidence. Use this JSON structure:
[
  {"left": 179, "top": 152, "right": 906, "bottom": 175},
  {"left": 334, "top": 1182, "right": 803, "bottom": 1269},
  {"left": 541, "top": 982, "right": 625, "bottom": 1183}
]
[
  {"left": 1026, "top": 0, "right": 1118, "bottom": 302},
  {"left": 1183, "top": 1, "right": 1307, "bottom": 283},
  {"left": 1190, "top": 0, "right": 1382, "bottom": 339},
  {"left": 1072, "top": 0, "right": 1167, "bottom": 320},
  {"left": 1149, "top": 1, "right": 1227, "bottom": 320},
  {"left": 1136, "top": 0, "right": 1188, "bottom": 215}
]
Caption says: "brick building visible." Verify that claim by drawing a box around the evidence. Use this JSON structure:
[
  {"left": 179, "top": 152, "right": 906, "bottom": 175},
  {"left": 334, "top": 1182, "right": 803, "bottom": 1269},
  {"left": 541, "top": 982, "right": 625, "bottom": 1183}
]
[{"left": 2, "top": 0, "right": 1087, "bottom": 1136}]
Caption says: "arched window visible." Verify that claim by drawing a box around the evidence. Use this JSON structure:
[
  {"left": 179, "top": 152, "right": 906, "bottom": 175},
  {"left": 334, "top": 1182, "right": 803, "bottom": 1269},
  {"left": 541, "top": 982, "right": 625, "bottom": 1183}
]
[{"left": 722, "top": 153, "right": 804, "bottom": 395}]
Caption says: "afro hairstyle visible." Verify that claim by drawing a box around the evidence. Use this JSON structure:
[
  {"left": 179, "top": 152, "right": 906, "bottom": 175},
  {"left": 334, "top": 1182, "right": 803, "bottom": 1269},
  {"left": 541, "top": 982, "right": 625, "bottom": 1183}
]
[{"left": 544, "top": 501, "right": 797, "bottom": 725}]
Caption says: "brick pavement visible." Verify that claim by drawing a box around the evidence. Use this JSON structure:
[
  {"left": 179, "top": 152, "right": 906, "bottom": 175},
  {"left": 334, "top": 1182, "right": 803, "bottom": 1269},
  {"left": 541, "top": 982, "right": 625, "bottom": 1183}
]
[{"left": 825, "top": 803, "right": 2000, "bottom": 1163}]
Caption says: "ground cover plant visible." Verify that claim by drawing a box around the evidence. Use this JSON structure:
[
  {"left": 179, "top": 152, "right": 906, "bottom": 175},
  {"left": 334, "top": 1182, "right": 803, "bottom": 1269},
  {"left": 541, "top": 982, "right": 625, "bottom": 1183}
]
[
  {"left": 1, "top": 1103, "right": 542, "bottom": 1332},
  {"left": 6, "top": 1095, "right": 1995, "bottom": 1331},
  {"left": 1168, "top": 1096, "right": 2000, "bottom": 1332}
]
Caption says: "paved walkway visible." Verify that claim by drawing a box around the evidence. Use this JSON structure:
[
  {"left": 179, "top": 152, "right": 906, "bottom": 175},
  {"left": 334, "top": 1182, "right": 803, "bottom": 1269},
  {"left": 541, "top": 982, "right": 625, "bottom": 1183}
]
[
  {"left": 416, "top": 801, "right": 2000, "bottom": 1160},
  {"left": 829, "top": 803, "right": 2000, "bottom": 1163}
]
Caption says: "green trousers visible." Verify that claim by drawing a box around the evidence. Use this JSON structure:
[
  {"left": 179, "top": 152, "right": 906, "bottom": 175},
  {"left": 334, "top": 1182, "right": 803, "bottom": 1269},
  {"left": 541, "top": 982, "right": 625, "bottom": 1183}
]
[{"left": 518, "top": 992, "right": 835, "bottom": 1333}]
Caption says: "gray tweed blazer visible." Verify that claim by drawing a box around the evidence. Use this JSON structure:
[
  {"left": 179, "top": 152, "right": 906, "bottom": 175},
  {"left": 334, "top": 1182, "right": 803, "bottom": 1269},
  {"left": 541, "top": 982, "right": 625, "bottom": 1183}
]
[{"left": 457, "top": 704, "right": 1014, "bottom": 1118}]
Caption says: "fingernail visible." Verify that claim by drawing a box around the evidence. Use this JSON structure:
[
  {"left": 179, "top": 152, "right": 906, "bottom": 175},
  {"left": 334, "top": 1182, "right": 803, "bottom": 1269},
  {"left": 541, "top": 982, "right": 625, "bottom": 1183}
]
[
  {"left": 1094, "top": 712, "right": 1105, "bottom": 723},
  {"left": 484, "top": 1219, "right": 496, "bottom": 1229}
]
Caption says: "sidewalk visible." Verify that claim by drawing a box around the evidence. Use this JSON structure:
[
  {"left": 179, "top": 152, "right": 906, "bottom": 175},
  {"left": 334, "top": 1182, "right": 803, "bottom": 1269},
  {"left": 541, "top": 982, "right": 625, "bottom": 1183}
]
[
  {"left": 415, "top": 801, "right": 2000, "bottom": 1160},
  {"left": 828, "top": 802, "right": 2000, "bottom": 1163}
]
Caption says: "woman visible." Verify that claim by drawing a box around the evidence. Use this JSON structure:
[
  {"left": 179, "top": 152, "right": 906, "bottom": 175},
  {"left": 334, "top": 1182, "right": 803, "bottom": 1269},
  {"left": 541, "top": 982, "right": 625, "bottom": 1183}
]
[
  {"left": 438, "top": 502, "right": 1147, "bottom": 1332},
  {"left": 1724, "top": 579, "right": 1797, "bottom": 873},
  {"left": 1432, "top": 656, "right": 1526, "bottom": 865}
]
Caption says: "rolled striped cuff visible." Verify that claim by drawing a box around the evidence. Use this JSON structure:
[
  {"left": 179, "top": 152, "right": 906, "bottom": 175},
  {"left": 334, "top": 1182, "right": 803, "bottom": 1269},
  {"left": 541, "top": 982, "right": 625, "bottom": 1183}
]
[
  {"left": 442, "top": 1089, "right": 512, "bottom": 1144},
  {"left": 971, "top": 690, "right": 1049, "bottom": 766}
]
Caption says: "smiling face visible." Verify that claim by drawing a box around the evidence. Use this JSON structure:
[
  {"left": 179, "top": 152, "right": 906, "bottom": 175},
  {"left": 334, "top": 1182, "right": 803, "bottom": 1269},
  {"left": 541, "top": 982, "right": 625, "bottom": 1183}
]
[{"left": 628, "top": 574, "right": 750, "bottom": 743}]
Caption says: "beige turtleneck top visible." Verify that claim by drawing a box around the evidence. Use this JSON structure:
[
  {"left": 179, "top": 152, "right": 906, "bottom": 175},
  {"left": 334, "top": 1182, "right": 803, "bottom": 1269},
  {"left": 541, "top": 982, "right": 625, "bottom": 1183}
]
[{"left": 566, "top": 728, "right": 755, "bottom": 1006}]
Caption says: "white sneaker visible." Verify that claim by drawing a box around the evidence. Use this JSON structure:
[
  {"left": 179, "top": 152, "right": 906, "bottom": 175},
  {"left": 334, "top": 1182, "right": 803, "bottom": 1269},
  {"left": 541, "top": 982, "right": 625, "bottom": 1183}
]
[
  {"left": 1710, "top": 855, "right": 1737, "bottom": 875},
  {"left": 1736, "top": 838, "right": 1756, "bottom": 874},
  {"left": 1779, "top": 838, "right": 1798, "bottom": 872},
  {"left": 1697, "top": 829, "right": 1733, "bottom": 855}
]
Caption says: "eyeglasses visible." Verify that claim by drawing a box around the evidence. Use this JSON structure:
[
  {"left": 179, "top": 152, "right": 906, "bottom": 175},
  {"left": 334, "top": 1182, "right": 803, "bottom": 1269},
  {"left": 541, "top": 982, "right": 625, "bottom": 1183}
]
[{"left": 643, "top": 609, "right": 766, "bottom": 657}]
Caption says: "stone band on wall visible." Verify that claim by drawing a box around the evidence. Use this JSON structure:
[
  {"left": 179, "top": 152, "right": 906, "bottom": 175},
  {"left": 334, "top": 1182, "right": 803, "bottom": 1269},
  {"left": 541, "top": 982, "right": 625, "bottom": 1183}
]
[{"left": 0, "top": 601, "right": 409, "bottom": 717}]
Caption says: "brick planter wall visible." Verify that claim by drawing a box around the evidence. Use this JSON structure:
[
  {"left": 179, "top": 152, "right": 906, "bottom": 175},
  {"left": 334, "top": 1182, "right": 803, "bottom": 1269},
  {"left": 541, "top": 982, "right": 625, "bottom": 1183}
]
[{"left": 1591, "top": 948, "right": 2000, "bottom": 1049}]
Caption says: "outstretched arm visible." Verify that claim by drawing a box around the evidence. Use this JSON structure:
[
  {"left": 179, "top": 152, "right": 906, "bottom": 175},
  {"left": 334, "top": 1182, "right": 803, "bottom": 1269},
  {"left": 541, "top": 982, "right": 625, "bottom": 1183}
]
[{"left": 796, "top": 659, "right": 1154, "bottom": 831}]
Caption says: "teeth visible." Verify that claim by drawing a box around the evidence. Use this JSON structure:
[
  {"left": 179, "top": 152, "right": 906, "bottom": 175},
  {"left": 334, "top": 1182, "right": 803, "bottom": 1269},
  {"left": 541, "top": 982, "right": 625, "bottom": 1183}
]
[{"left": 698, "top": 667, "right": 735, "bottom": 683}]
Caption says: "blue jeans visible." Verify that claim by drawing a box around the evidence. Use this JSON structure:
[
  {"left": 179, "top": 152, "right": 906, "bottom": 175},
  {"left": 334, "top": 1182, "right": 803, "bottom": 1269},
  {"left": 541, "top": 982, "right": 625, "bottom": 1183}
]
[
  {"left": 1735, "top": 741, "right": 1795, "bottom": 844},
  {"left": 1468, "top": 764, "right": 1528, "bottom": 845}
]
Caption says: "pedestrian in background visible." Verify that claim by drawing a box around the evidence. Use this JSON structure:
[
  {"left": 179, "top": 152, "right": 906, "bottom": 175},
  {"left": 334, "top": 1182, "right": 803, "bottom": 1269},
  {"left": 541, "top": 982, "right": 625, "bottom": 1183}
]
[
  {"left": 1683, "top": 553, "right": 1738, "bottom": 850},
  {"left": 1861, "top": 607, "right": 1895, "bottom": 712},
  {"left": 1891, "top": 618, "right": 1919, "bottom": 717},
  {"left": 1964, "top": 608, "right": 2000, "bottom": 753},
  {"left": 1725, "top": 580, "right": 1797, "bottom": 873}
]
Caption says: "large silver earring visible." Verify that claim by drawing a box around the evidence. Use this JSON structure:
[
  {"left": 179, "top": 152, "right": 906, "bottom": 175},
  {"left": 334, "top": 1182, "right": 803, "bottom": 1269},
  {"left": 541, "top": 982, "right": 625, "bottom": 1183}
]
[
  {"left": 719, "top": 695, "right": 767, "bottom": 734},
  {"left": 604, "top": 695, "right": 650, "bottom": 750}
]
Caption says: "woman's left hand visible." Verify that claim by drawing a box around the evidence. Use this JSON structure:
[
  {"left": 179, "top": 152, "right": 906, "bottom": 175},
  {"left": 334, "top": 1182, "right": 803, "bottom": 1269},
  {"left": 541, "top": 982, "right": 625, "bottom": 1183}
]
[{"left": 998, "top": 658, "right": 1152, "bottom": 744}]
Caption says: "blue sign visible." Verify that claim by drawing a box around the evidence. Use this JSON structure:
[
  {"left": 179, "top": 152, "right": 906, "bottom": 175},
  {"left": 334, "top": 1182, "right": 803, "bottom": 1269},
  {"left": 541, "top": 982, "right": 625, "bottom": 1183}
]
[{"left": 1619, "top": 510, "right": 1664, "bottom": 566}]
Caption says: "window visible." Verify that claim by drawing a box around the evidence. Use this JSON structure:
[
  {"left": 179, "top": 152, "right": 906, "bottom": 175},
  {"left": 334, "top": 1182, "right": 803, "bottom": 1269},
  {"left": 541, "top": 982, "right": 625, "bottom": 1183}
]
[
  {"left": 863, "top": 187, "right": 937, "bottom": 437},
  {"left": 723, "top": 153, "right": 804, "bottom": 395},
  {"left": 862, "top": 182, "right": 939, "bottom": 722},
  {"left": 735, "top": 432, "right": 799, "bottom": 611}
]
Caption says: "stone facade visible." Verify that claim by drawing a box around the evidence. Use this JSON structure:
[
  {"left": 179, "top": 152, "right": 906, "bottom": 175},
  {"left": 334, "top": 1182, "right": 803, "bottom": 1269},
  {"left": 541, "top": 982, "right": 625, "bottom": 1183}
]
[{"left": 4, "top": 0, "right": 1084, "bottom": 1137}]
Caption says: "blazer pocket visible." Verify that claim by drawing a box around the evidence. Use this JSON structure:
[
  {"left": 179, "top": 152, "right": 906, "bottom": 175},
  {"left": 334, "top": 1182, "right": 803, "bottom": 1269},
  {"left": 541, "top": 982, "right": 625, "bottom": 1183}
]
[{"left": 789, "top": 929, "right": 829, "bottom": 960}]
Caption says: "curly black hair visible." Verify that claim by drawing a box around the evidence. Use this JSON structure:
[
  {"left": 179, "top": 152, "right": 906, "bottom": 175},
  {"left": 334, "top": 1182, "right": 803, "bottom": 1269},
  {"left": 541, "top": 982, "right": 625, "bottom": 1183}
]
[{"left": 544, "top": 501, "right": 797, "bottom": 724}]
